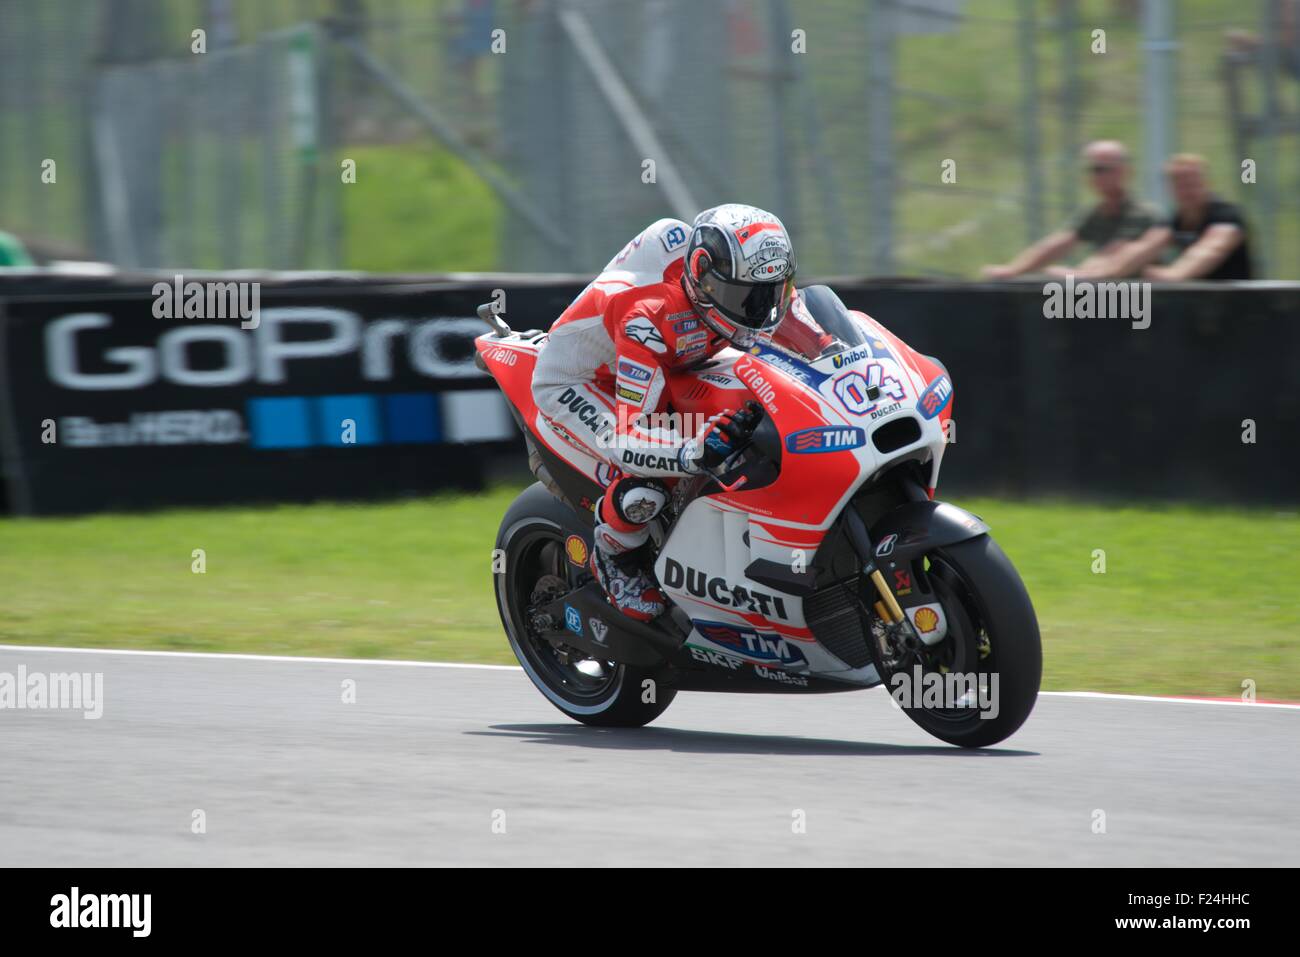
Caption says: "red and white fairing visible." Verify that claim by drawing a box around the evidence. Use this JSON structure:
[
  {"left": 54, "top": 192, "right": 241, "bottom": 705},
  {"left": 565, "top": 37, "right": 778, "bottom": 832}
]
[{"left": 477, "top": 294, "right": 955, "bottom": 683}]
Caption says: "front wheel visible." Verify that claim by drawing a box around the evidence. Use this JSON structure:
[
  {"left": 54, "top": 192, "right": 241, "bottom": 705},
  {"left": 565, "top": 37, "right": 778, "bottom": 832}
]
[
  {"left": 495, "top": 484, "right": 676, "bottom": 728},
  {"left": 885, "top": 534, "right": 1041, "bottom": 748}
]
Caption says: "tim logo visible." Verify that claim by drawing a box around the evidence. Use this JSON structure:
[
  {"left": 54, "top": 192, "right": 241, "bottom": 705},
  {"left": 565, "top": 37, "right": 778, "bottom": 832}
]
[
  {"left": 617, "top": 360, "right": 652, "bottom": 382},
  {"left": 916, "top": 375, "right": 953, "bottom": 419},
  {"left": 785, "top": 426, "right": 865, "bottom": 454},
  {"left": 696, "top": 622, "right": 807, "bottom": 666}
]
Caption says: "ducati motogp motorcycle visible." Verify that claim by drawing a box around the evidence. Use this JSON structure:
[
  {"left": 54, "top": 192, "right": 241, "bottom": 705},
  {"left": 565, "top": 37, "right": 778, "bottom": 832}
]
[{"left": 475, "top": 286, "right": 1041, "bottom": 748}]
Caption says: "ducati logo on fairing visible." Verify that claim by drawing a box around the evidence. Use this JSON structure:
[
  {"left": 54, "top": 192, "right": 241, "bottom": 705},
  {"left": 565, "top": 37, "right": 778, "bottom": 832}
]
[{"left": 662, "top": 559, "right": 791, "bottom": 620}]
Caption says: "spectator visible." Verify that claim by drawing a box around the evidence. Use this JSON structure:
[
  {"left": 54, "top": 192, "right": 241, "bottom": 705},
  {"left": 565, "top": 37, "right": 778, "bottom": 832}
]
[
  {"left": 982, "top": 140, "right": 1160, "bottom": 279},
  {"left": 0, "top": 230, "right": 34, "bottom": 268},
  {"left": 1225, "top": 0, "right": 1300, "bottom": 81},
  {"left": 1107, "top": 154, "right": 1254, "bottom": 281}
]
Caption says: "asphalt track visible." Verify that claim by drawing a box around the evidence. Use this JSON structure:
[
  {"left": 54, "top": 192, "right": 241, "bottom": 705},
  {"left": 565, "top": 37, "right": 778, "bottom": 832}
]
[{"left": 1, "top": 644, "right": 1296, "bottom": 867}]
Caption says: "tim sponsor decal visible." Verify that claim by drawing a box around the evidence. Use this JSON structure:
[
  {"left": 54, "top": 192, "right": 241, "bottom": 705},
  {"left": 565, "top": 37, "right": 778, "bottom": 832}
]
[
  {"left": 785, "top": 425, "right": 865, "bottom": 454},
  {"left": 915, "top": 375, "right": 953, "bottom": 419},
  {"left": 693, "top": 621, "right": 807, "bottom": 666}
]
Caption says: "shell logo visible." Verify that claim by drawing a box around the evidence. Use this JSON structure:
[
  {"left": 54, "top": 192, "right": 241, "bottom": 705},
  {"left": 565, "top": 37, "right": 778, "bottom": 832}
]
[
  {"left": 565, "top": 535, "right": 589, "bottom": 566},
  {"left": 913, "top": 607, "right": 940, "bottom": 633}
]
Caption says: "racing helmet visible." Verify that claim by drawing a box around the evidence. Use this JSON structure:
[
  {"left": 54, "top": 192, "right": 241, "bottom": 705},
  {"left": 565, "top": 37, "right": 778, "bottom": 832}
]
[{"left": 681, "top": 204, "right": 797, "bottom": 349}]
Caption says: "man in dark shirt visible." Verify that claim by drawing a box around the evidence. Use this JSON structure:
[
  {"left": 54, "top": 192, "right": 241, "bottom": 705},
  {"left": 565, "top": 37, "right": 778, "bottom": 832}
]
[
  {"left": 982, "top": 140, "right": 1161, "bottom": 279},
  {"left": 1108, "top": 154, "right": 1253, "bottom": 281}
]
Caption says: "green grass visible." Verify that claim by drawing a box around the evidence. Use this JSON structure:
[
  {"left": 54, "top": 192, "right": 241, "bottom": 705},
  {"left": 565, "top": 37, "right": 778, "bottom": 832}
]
[
  {"left": 339, "top": 142, "right": 499, "bottom": 273},
  {"left": 2, "top": 490, "right": 1297, "bottom": 699}
]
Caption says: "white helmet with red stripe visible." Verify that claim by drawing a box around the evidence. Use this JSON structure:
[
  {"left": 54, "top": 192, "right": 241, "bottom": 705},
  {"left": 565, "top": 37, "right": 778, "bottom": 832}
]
[{"left": 681, "top": 204, "right": 797, "bottom": 349}]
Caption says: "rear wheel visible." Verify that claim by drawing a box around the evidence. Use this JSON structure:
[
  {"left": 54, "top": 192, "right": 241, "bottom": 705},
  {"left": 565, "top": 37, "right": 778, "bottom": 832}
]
[
  {"left": 878, "top": 534, "right": 1041, "bottom": 748},
  {"left": 495, "top": 484, "right": 676, "bottom": 727}
]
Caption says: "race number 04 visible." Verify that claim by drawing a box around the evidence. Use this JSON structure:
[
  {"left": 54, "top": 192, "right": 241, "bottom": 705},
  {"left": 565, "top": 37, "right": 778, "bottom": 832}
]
[{"left": 833, "top": 364, "right": 903, "bottom": 415}]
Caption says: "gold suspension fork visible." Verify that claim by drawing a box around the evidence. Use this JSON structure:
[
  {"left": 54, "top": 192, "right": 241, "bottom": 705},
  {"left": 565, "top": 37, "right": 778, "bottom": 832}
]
[
  {"left": 843, "top": 507, "right": 907, "bottom": 625},
  {"left": 870, "top": 569, "right": 906, "bottom": 624}
]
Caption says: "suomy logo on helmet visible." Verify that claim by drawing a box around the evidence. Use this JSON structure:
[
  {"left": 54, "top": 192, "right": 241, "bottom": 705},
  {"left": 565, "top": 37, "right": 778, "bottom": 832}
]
[{"left": 751, "top": 258, "right": 789, "bottom": 280}]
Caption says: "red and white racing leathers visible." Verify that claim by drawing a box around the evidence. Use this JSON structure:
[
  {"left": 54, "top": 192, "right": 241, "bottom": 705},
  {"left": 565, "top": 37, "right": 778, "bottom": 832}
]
[
  {"left": 532, "top": 218, "right": 723, "bottom": 484},
  {"left": 532, "top": 218, "right": 831, "bottom": 563}
]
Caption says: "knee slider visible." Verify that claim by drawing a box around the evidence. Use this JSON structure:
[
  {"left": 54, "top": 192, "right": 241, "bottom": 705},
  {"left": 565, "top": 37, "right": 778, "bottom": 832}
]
[{"left": 607, "top": 477, "right": 668, "bottom": 526}]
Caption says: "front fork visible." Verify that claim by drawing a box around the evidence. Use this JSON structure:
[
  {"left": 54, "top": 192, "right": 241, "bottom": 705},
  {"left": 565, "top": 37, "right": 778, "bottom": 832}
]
[{"left": 842, "top": 507, "right": 929, "bottom": 665}]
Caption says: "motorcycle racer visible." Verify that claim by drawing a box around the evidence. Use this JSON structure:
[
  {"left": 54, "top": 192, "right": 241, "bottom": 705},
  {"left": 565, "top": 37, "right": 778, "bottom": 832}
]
[{"left": 532, "top": 203, "right": 820, "bottom": 622}]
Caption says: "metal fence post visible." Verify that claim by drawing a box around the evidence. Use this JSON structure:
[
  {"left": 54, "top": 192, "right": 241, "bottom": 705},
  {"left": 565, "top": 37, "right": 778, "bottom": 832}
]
[
  {"left": 1140, "top": 0, "right": 1177, "bottom": 210},
  {"left": 1018, "top": 0, "right": 1045, "bottom": 244},
  {"left": 866, "top": 0, "right": 896, "bottom": 276}
]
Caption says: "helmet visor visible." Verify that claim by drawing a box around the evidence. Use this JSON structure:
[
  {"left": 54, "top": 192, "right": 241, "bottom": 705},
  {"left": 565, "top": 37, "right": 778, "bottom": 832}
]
[{"left": 699, "top": 272, "right": 795, "bottom": 332}]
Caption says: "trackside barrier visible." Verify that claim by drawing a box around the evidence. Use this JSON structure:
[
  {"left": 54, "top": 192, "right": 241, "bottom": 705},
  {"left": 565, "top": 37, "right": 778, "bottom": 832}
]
[{"left": 0, "top": 272, "right": 1295, "bottom": 514}]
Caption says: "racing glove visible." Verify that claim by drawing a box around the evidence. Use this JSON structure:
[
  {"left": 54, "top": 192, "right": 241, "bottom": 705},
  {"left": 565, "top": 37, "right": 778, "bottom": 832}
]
[{"left": 677, "top": 402, "right": 764, "bottom": 474}]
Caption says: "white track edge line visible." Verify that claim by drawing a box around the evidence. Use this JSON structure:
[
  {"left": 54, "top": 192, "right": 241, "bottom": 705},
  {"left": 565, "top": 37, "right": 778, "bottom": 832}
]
[
  {"left": 0, "top": 644, "right": 520, "bottom": 671},
  {"left": 1, "top": 645, "right": 1297, "bottom": 709}
]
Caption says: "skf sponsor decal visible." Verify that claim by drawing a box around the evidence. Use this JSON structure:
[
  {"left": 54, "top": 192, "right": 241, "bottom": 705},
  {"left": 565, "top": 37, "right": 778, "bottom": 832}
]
[
  {"left": 693, "top": 620, "right": 807, "bottom": 665},
  {"left": 916, "top": 375, "right": 953, "bottom": 419},
  {"left": 689, "top": 644, "right": 744, "bottom": 669},
  {"left": 785, "top": 425, "right": 865, "bottom": 454},
  {"left": 663, "top": 559, "right": 791, "bottom": 620},
  {"left": 564, "top": 535, "right": 589, "bottom": 566}
]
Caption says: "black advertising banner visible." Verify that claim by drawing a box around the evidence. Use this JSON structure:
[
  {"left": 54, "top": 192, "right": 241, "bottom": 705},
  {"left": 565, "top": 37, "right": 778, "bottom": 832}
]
[
  {"left": 1, "top": 273, "right": 1298, "bottom": 515},
  {"left": 0, "top": 275, "right": 583, "bottom": 515}
]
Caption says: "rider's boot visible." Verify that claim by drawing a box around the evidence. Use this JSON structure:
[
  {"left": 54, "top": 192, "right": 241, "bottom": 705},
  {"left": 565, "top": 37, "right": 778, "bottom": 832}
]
[{"left": 588, "top": 477, "right": 669, "bottom": 622}]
